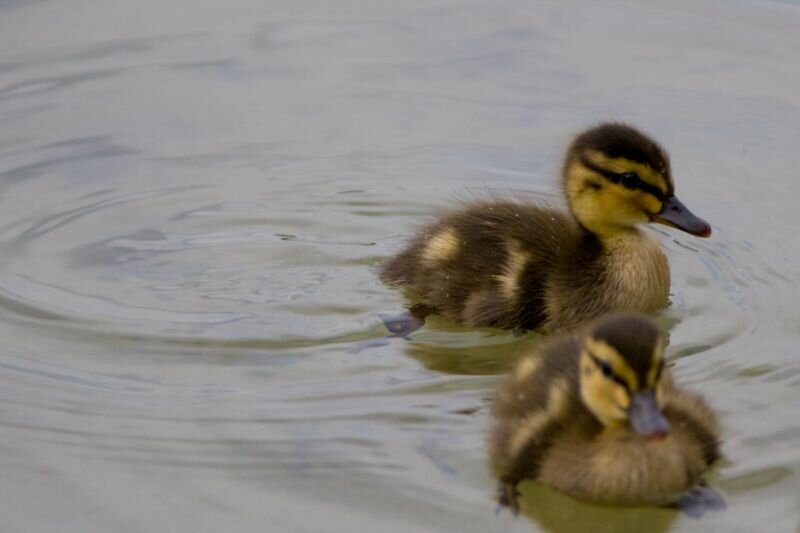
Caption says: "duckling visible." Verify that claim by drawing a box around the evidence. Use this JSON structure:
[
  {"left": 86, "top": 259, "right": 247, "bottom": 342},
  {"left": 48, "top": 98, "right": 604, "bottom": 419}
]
[
  {"left": 381, "top": 123, "right": 711, "bottom": 333},
  {"left": 488, "top": 313, "right": 721, "bottom": 512}
]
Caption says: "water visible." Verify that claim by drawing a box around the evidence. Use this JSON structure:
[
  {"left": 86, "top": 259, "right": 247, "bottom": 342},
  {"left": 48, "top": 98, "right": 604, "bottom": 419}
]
[{"left": 0, "top": 1, "right": 798, "bottom": 531}]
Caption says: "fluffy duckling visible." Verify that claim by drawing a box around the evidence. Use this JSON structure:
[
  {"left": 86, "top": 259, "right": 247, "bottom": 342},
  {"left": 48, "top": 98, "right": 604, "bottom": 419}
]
[
  {"left": 488, "top": 313, "right": 721, "bottom": 511},
  {"left": 381, "top": 123, "right": 711, "bottom": 333}
]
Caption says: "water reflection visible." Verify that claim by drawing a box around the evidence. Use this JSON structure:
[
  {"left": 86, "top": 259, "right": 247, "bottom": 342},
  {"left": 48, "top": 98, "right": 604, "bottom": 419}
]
[
  {"left": 404, "top": 334, "right": 538, "bottom": 375},
  {"left": 512, "top": 482, "right": 678, "bottom": 533}
]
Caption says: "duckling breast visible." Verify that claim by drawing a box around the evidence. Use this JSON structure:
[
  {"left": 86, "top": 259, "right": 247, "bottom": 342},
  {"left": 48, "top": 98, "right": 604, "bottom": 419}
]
[
  {"left": 605, "top": 230, "right": 670, "bottom": 311},
  {"left": 538, "top": 425, "right": 709, "bottom": 504},
  {"left": 543, "top": 230, "right": 669, "bottom": 332}
]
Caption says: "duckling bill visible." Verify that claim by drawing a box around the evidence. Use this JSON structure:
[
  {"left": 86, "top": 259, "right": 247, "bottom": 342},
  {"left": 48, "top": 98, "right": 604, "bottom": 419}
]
[
  {"left": 488, "top": 313, "right": 721, "bottom": 511},
  {"left": 381, "top": 123, "right": 710, "bottom": 332}
]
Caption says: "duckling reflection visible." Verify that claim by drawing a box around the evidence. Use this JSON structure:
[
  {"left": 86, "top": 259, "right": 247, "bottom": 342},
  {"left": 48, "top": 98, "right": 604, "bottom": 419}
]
[
  {"left": 382, "top": 123, "right": 711, "bottom": 333},
  {"left": 489, "top": 313, "right": 724, "bottom": 512},
  {"left": 509, "top": 481, "right": 678, "bottom": 533},
  {"left": 402, "top": 327, "right": 539, "bottom": 375}
]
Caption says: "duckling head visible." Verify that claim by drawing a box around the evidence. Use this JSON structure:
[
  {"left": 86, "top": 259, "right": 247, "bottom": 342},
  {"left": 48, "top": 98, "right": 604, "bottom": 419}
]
[
  {"left": 578, "top": 313, "right": 670, "bottom": 440},
  {"left": 562, "top": 123, "right": 711, "bottom": 239}
]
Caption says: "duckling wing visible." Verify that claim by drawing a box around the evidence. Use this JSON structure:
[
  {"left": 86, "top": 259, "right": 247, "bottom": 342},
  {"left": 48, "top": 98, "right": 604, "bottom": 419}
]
[
  {"left": 661, "top": 386, "right": 721, "bottom": 467},
  {"left": 381, "top": 200, "right": 578, "bottom": 330},
  {"left": 489, "top": 334, "right": 583, "bottom": 483}
]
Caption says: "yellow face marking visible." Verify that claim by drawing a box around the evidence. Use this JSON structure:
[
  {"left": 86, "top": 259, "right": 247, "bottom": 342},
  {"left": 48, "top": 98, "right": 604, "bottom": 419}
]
[
  {"left": 513, "top": 357, "right": 540, "bottom": 383},
  {"left": 612, "top": 386, "right": 631, "bottom": 410},
  {"left": 494, "top": 239, "right": 530, "bottom": 302},
  {"left": 580, "top": 350, "right": 628, "bottom": 427},
  {"left": 584, "top": 338, "right": 638, "bottom": 390},
  {"left": 564, "top": 160, "right": 596, "bottom": 201},
  {"left": 584, "top": 150, "right": 668, "bottom": 195},
  {"left": 640, "top": 195, "right": 662, "bottom": 217},
  {"left": 507, "top": 378, "right": 570, "bottom": 459},
  {"left": 564, "top": 160, "right": 657, "bottom": 238},
  {"left": 579, "top": 338, "right": 645, "bottom": 428},
  {"left": 420, "top": 227, "right": 460, "bottom": 266}
]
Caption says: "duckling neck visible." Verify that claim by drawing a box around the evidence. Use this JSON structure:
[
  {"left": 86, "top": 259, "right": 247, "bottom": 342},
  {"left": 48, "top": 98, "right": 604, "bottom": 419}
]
[
  {"left": 545, "top": 224, "right": 670, "bottom": 331},
  {"left": 599, "top": 227, "right": 670, "bottom": 310},
  {"left": 578, "top": 219, "right": 641, "bottom": 241}
]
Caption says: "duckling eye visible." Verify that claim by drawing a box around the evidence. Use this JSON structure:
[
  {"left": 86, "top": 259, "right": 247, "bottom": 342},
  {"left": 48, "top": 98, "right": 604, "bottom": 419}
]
[
  {"left": 619, "top": 172, "right": 641, "bottom": 189},
  {"left": 588, "top": 351, "right": 627, "bottom": 388}
]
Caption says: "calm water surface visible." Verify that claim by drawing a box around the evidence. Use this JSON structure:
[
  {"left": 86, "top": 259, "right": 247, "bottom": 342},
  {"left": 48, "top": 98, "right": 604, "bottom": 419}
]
[{"left": 0, "top": 1, "right": 798, "bottom": 532}]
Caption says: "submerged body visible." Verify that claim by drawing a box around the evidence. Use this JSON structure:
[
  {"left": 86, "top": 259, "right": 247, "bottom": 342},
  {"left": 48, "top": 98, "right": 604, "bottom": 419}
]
[
  {"left": 381, "top": 123, "right": 710, "bottom": 333},
  {"left": 488, "top": 314, "right": 720, "bottom": 508}
]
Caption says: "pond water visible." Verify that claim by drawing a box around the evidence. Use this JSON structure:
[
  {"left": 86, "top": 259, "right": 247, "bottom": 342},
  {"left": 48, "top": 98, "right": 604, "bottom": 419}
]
[{"left": 0, "top": 0, "right": 798, "bottom": 531}]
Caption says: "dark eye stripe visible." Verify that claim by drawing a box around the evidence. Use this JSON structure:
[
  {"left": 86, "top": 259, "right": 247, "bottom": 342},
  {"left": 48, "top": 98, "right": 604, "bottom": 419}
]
[
  {"left": 588, "top": 350, "right": 631, "bottom": 392},
  {"left": 580, "top": 157, "right": 665, "bottom": 202}
]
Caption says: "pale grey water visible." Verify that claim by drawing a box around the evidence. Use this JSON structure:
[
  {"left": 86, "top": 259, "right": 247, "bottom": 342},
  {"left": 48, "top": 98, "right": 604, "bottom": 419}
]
[{"left": 0, "top": 1, "right": 798, "bottom": 532}]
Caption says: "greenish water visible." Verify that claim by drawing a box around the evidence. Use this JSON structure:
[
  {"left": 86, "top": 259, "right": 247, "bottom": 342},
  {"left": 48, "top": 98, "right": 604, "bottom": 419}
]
[{"left": 0, "top": 1, "right": 798, "bottom": 531}]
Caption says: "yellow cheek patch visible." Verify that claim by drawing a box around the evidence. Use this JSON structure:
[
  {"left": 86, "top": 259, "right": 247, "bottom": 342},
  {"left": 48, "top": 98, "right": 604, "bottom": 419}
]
[
  {"left": 612, "top": 386, "right": 630, "bottom": 410},
  {"left": 421, "top": 227, "right": 460, "bottom": 266},
  {"left": 566, "top": 160, "right": 659, "bottom": 237},
  {"left": 579, "top": 356, "right": 627, "bottom": 427},
  {"left": 603, "top": 195, "right": 651, "bottom": 227},
  {"left": 641, "top": 195, "right": 663, "bottom": 216},
  {"left": 564, "top": 161, "right": 597, "bottom": 199}
]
